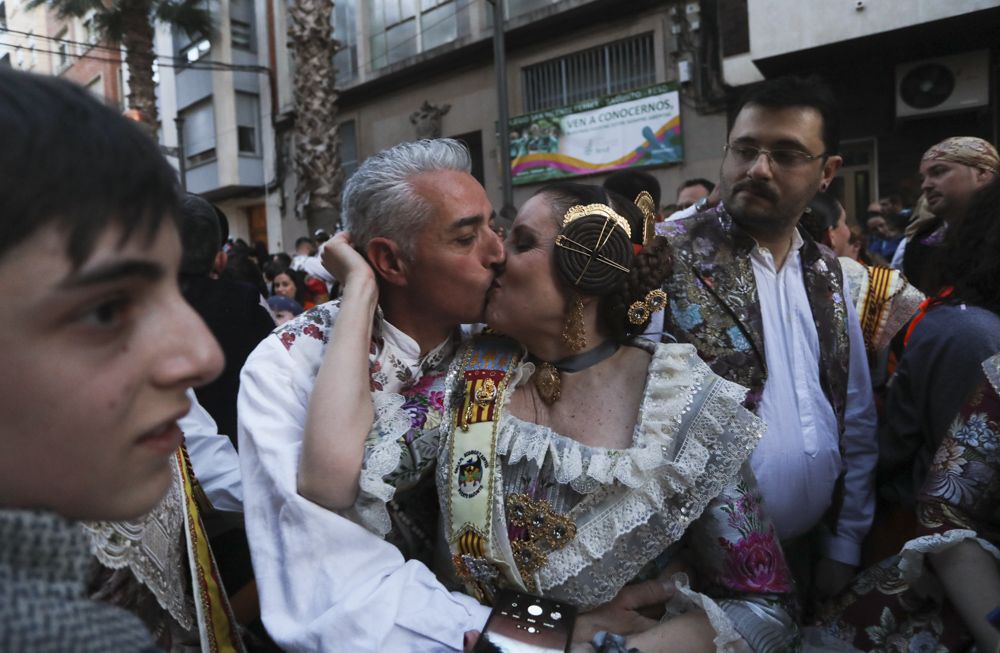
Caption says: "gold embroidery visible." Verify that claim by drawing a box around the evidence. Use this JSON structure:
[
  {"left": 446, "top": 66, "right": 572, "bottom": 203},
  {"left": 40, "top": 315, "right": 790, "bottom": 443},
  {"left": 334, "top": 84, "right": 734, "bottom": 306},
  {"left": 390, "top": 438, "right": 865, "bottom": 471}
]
[{"left": 506, "top": 493, "right": 577, "bottom": 591}]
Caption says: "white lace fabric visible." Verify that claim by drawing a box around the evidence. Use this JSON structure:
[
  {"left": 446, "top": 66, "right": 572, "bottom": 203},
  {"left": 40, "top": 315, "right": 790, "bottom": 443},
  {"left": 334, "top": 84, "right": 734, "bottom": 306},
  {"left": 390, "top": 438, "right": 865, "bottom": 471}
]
[
  {"left": 664, "top": 572, "right": 749, "bottom": 653},
  {"left": 351, "top": 392, "right": 417, "bottom": 536},
  {"left": 83, "top": 461, "right": 195, "bottom": 631},
  {"left": 435, "top": 340, "right": 765, "bottom": 613},
  {"left": 895, "top": 527, "right": 1000, "bottom": 584}
]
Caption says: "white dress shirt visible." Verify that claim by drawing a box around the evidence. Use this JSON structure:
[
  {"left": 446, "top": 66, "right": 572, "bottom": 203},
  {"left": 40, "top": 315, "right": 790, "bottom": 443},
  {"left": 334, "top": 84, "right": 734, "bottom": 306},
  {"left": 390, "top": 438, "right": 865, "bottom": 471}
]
[
  {"left": 890, "top": 237, "right": 907, "bottom": 270},
  {"left": 749, "top": 232, "right": 878, "bottom": 566},
  {"left": 237, "top": 304, "right": 490, "bottom": 652},
  {"left": 180, "top": 389, "right": 243, "bottom": 514}
]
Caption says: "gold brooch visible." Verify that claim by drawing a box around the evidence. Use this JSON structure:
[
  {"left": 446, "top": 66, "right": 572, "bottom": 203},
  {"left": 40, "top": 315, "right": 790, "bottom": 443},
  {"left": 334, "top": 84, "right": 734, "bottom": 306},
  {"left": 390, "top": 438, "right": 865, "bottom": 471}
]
[
  {"left": 506, "top": 493, "right": 577, "bottom": 591},
  {"left": 627, "top": 288, "right": 668, "bottom": 325},
  {"left": 475, "top": 378, "right": 497, "bottom": 407}
]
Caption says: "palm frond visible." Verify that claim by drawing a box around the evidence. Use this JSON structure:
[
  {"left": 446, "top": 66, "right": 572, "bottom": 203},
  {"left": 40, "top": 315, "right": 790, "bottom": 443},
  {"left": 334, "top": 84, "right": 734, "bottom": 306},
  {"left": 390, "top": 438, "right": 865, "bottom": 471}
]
[
  {"left": 154, "top": 0, "right": 213, "bottom": 40},
  {"left": 93, "top": 8, "right": 126, "bottom": 43},
  {"left": 24, "top": 0, "right": 104, "bottom": 19}
]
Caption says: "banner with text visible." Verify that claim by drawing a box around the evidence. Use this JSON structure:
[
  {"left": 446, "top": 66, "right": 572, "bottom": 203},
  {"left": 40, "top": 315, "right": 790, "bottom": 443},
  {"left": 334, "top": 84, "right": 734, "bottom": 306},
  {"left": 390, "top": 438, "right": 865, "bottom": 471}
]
[{"left": 509, "top": 83, "right": 682, "bottom": 185}]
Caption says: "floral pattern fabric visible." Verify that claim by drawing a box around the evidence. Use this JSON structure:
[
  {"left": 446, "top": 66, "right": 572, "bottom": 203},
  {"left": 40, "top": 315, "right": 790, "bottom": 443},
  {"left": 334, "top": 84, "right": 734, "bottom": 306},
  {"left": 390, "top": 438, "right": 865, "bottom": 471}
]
[
  {"left": 659, "top": 204, "right": 850, "bottom": 426},
  {"left": 273, "top": 300, "right": 459, "bottom": 561},
  {"left": 815, "top": 353, "right": 1000, "bottom": 651}
]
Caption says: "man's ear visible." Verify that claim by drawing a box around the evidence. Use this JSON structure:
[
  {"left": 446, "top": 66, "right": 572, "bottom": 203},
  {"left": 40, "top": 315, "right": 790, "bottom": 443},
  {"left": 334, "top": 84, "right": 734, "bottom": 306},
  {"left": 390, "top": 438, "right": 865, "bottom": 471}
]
[
  {"left": 211, "top": 250, "right": 227, "bottom": 279},
  {"left": 821, "top": 154, "right": 843, "bottom": 189},
  {"left": 366, "top": 237, "right": 408, "bottom": 287},
  {"left": 973, "top": 167, "right": 996, "bottom": 188}
]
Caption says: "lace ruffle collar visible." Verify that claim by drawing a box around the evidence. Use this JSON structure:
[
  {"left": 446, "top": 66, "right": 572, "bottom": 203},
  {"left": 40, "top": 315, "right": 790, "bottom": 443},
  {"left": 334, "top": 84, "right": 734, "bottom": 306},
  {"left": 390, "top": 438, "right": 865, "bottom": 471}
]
[{"left": 496, "top": 340, "right": 715, "bottom": 490}]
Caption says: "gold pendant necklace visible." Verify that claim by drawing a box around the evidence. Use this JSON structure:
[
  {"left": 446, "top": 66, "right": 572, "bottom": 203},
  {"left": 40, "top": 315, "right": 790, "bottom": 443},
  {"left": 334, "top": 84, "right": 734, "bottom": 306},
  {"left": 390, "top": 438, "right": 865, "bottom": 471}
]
[
  {"left": 533, "top": 362, "right": 562, "bottom": 405},
  {"left": 531, "top": 340, "right": 620, "bottom": 405}
]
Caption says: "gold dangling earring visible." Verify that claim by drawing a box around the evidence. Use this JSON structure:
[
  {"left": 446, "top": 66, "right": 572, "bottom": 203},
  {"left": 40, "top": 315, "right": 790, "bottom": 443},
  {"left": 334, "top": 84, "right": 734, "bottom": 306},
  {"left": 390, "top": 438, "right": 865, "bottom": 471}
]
[{"left": 561, "top": 294, "right": 587, "bottom": 352}]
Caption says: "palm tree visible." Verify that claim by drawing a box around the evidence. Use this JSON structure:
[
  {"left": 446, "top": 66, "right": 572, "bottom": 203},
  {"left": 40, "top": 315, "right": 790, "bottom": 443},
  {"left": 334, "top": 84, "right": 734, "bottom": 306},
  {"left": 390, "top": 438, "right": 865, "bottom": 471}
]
[
  {"left": 28, "top": 0, "right": 211, "bottom": 135},
  {"left": 287, "top": 0, "right": 342, "bottom": 231}
]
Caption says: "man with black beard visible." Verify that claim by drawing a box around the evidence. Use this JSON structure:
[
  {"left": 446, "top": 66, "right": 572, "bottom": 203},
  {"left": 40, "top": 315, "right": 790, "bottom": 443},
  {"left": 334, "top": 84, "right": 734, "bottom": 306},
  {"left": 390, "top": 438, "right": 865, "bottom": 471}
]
[{"left": 659, "top": 76, "right": 878, "bottom": 605}]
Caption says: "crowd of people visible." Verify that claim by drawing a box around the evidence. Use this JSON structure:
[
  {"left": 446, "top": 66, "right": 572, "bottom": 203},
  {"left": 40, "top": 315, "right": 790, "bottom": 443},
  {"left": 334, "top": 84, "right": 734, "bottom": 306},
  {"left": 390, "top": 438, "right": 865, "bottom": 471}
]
[{"left": 2, "top": 65, "right": 999, "bottom": 653}]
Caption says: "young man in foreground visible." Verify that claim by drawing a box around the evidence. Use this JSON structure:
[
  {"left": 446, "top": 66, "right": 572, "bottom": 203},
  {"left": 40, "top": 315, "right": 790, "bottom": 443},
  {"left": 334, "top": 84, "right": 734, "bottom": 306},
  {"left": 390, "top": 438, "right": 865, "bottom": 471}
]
[{"left": 0, "top": 68, "right": 223, "bottom": 650}]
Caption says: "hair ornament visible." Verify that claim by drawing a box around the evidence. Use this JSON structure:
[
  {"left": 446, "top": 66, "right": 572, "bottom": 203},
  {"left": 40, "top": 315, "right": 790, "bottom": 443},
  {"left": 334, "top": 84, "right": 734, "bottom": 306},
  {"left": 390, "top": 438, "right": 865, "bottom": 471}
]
[
  {"left": 562, "top": 203, "right": 632, "bottom": 239},
  {"left": 627, "top": 288, "right": 668, "bottom": 326},
  {"left": 634, "top": 191, "right": 657, "bottom": 247}
]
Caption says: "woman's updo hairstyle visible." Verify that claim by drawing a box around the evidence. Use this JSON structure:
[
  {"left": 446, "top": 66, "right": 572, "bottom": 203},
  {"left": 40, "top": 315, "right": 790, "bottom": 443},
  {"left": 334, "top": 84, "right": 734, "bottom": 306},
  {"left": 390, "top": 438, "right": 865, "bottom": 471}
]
[
  {"left": 539, "top": 182, "right": 639, "bottom": 296},
  {"left": 534, "top": 182, "right": 674, "bottom": 341}
]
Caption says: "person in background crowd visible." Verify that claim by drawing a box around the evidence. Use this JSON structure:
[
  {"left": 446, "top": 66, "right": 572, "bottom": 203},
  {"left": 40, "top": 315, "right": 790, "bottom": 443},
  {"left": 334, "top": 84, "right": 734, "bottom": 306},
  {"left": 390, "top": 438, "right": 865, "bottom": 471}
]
[
  {"left": 178, "top": 194, "right": 276, "bottom": 445},
  {"left": 878, "top": 193, "right": 911, "bottom": 220},
  {"left": 659, "top": 75, "right": 878, "bottom": 609},
  {"left": 223, "top": 245, "right": 269, "bottom": 300},
  {"left": 271, "top": 251, "right": 293, "bottom": 270},
  {"left": 267, "top": 295, "right": 304, "bottom": 325},
  {"left": 879, "top": 177, "right": 1000, "bottom": 525},
  {"left": 675, "top": 177, "right": 715, "bottom": 211},
  {"left": 863, "top": 213, "right": 902, "bottom": 264},
  {"left": 290, "top": 237, "right": 317, "bottom": 271},
  {"left": 271, "top": 267, "right": 311, "bottom": 309},
  {"left": 314, "top": 228, "right": 331, "bottom": 244},
  {"left": 0, "top": 67, "right": 224, "bottom": 652},
  {"left": 816, "top": 350, "right": 1000, "bottom": 652},
  {"left": 799, "top": 191, "right": 852, "bottom": 257},
  {"left": 900, "top": 137, "right": 998, "bottom": 294},
  {"left": 175, "top": 195, "right": 277, "bottom": 649}
]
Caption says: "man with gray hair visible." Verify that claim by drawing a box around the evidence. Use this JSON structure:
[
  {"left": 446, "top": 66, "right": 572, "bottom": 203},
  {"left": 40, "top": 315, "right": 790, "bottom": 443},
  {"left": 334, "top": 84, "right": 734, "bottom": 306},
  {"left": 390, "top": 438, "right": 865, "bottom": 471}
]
[{"left": 237, "top": 138, "right": 503, "bottom": 651}]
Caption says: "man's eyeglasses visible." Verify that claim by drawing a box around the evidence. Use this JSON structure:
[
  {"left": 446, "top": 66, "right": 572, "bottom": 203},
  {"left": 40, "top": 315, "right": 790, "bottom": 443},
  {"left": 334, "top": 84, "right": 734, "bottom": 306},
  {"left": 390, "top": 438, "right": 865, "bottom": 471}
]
[{"left": 723, "top": 143, "right": 826, "bottom": 169}]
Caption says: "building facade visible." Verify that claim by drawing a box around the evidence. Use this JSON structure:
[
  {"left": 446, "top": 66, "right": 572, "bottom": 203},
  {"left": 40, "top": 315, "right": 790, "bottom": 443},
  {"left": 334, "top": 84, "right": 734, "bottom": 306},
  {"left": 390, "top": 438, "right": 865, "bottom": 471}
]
[
  {"left": 4, "top": 1, "right": 998, "bottom": 246},
  {"left": 292, "top": 0, "right": 999, "bottom": 234},
  {"left": 156, "top": 0, "right": 279, "bottom": 250}
]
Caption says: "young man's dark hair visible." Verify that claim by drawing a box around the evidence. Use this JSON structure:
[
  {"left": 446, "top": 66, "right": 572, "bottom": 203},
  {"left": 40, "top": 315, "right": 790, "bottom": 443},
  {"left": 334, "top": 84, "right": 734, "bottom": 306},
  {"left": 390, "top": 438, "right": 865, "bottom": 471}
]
[
  {"left": 0, "top": 68, "right": 179, "bottom": 266},
  {"left": 677, "top": 177, "right": 716, "bottom": 196},
  {"left": 737, "top": 75, "right": 841, "bottom": 155},
  {"left": 603, "top": 169, "right": 661, "bottom": 207}
]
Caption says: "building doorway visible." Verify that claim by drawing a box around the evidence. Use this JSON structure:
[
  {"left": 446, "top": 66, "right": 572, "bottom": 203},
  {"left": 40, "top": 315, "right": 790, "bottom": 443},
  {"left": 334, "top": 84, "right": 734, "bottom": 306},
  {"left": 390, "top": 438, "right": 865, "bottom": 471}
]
[{"left": 835, "top": 138, "right": 878, "bottom": 228}]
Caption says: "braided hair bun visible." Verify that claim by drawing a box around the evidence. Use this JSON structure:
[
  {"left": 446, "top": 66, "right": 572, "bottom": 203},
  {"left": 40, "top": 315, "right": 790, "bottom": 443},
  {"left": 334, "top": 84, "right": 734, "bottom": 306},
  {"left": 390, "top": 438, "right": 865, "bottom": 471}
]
[
  {"left": 553, "top": 208, "right": 634, "bottom": 295},
  {"left": 533, "top": 182, "right": 671, "bottom": 341}
]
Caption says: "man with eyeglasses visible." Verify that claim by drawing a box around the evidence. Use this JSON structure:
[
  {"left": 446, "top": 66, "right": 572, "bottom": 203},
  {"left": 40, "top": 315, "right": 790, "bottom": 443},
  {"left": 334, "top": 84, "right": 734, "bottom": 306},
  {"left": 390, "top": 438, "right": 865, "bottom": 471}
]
[{"left": 658, "top": 76, "right": 878, "bottom": 607}]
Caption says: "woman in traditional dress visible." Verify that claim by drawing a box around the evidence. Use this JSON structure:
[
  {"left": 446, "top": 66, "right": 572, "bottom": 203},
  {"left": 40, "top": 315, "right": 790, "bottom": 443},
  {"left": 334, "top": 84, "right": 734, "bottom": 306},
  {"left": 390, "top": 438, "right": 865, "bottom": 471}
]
[
  {"left": 300, "top": 183, "right": 800, "bottom": 652},
  {"left": 814, "top": 351, "right": 1000, "bottom": 652}
]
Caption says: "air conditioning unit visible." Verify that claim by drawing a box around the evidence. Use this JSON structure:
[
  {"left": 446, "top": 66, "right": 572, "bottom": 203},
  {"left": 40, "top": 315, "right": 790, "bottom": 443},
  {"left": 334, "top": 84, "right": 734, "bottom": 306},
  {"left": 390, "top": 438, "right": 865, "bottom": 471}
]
[{"left": 895, "top": 50, "right": 989, "bottom": 118}]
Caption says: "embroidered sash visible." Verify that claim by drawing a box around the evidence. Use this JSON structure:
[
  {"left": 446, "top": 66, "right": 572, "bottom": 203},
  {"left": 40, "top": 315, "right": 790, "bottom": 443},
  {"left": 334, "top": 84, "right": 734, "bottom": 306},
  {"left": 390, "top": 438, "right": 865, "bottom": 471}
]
[
  {"left": 176, "top": 446, "right": 245, "bottom": 653},
  {"left": 445, "top": 335, "right": 524, "bottom": 603}
]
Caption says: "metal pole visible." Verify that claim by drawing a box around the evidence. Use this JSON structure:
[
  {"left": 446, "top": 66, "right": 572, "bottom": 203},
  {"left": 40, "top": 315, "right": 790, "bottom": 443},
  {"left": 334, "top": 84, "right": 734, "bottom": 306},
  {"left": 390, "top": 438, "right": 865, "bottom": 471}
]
[
  {"left": 175, "top": 115, "right": 187, "bottom": 192},
  {"left": 488, "top": 0, "right": 514, "bottom": 219}
]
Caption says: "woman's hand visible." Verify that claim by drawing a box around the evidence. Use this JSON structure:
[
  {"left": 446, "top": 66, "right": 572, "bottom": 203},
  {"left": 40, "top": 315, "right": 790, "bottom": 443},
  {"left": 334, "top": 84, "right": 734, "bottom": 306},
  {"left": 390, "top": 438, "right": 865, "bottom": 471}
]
[
  {"left": 321, "top": 232, "right": 376, "bottom": 292},
  {"left": 572, "top": 578, "right": 676, "bottom": 644}
]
